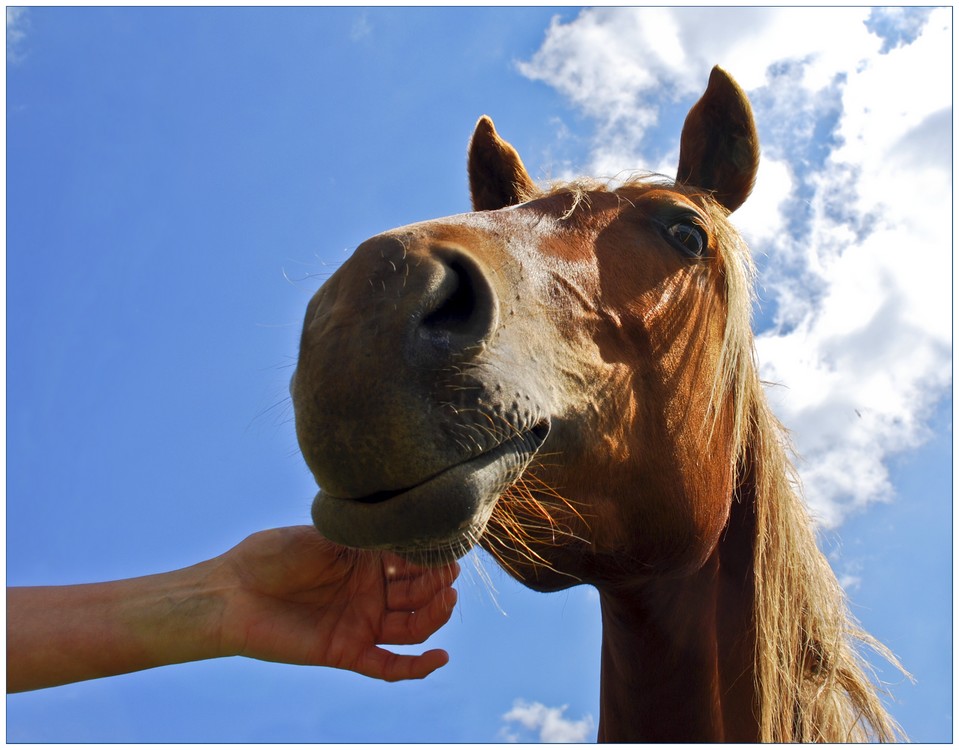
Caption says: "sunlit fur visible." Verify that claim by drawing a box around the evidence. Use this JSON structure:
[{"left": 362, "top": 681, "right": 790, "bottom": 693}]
[{"left": 485, "top": 175, "right": 908, "bottom": 742}]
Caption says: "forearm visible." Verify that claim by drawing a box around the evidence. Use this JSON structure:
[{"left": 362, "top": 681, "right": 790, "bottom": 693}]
[{"left": 7, "top": 561, "right": 228, "bottom": 693}]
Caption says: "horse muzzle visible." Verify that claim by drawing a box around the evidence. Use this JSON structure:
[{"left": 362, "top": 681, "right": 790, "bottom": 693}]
[{"left": 292, "top": 226, "right": 550, "bottom": 557}]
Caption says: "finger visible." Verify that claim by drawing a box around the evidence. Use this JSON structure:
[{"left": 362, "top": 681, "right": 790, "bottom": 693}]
[
  {"left": 382, "top": 553, "right": 460, "bottom": 581},
  {"left": 386, "top": 561, "right": 460, "bottom": 610},
  {"left": 380, "top": 586, "right": 457, "bottom": 645},
  {"left": 354, "top": 646, "right": 450, "bottom": 682}
]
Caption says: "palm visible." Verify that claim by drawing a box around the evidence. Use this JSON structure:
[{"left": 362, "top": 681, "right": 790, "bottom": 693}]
[{"left": 219, "top": 526, "right": 458, "bottom": 681}]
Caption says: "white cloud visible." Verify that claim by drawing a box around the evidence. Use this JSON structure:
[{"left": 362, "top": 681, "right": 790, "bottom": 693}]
[
  {"left": 734, "top": 155, "right": 794, "bottom": 249},
  {"left": 520, "top": 8, "right": 952, "bottom": 528},
  {"left": 500, "top": 699, "right": 594, "bottom": 743},
  {"left": 830, "top": 550, "right": 864, "bottom": 593},
  {"left": 350, "top": 12, "right": 372, "bottom": 42},
  {"left": 7, "top": 7, "right": 29, "bottom": 63}
]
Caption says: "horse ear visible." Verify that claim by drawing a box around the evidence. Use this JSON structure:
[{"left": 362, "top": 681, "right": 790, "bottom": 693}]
[
  {"left": 676, "top": 66, "right": 760, "bottom": 213},
  {"left": 468, "top": 116, "right": 537, "bottom": 211}
]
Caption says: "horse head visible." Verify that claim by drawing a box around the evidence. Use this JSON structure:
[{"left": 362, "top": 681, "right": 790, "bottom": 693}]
[{"left": 291, "top": 66, "right": 759, "bottom": 591}]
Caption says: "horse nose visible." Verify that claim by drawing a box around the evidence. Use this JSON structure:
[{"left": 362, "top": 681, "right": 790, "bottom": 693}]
[
  {"left": 347, "top": 234, "right": 499, "bottom": 365},
  {"left": 413, "top": 246, "right": 498, "bottom": 360}
]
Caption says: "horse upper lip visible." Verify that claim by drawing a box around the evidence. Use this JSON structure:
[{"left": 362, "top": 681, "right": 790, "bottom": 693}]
[{"left": 326, "top": 421, "right": 550, "bottom": 505}]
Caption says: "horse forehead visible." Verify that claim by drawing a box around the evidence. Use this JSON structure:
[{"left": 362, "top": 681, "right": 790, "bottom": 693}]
[
  {"left": 377, "top": 199, "right": 613, "bottom": 263},
  {"left": 381, "top": 204, "right": 556, "bottom": 243}
]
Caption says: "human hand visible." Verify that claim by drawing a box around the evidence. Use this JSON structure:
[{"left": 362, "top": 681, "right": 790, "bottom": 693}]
[{"left": 212, "top": 526, "right": 459, "bottom": 681}]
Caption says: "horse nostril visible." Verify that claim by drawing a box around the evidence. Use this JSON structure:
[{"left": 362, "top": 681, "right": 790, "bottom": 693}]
[
  {"left": 418, "top": 251, "right": 497, "bottom": 355},
  {"left": 422, "top": 260, "right": 477, "bottom": 331}
]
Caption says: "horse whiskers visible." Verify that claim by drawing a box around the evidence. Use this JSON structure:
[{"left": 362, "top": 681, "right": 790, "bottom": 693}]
[
  {"left": 484, "top": 511, "right": 554, "bottom": 570},
  {"left": 514, "top": 470, "right": 593, "bottom": 527},
  {"left": 331, "top": 546, "right": 386, "bottom": 600},
  {"left": 474, "top": 572, "right": 507, "bottom": 616},
  {"left": 484, "top": 539, "right": 551, "bottom": 582},
  {"left": 483, "top": 472, "right": 591, "bottom": 581},
  {"left": 447, "top": 534, "right": 506, "bottom": 614},
  {"left": 484, "top": 523, "right": 582, "bottom": 584},
  {"left": 247, "top": 394, "right": 295, "bottom": 431},
  {"left": 444, "top": 418, "right": 511, "bottom": 452},
  {"left": 443, "top": 407, "right": 546, "bottom": 447}
]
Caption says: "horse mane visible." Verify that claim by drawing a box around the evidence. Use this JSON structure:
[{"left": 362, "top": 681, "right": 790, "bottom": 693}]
[
  {"left": 528, "top": 176, "right": 908, "bottom": 741},
  {"left": 743, "top": 383, "right": 907, "bottom": 741},
  {"left": 691, "top": 185, "right": 908, "bottom": 741}
]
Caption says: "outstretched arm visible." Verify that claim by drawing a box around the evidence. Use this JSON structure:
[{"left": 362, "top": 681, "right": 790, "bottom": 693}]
[{"left": 7, "top": 526, "right": 459, "bottom": 693}]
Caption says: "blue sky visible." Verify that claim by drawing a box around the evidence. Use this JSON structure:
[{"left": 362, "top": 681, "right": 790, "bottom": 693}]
[{"left": 5, "top": 6, "right": 952, "bottom": 742}]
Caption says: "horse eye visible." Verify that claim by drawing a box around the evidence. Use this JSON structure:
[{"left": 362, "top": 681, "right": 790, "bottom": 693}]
[{"left": 667, "top": 221, "right": 706, "bottom": 256}]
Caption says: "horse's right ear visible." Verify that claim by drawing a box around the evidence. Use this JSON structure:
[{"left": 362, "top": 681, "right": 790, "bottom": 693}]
[
  {"left": 468, "top": 116, "right": 537, "bottom": 211},
  {"left": 676, "top": 66, "right": 760, "bottom": 214}
]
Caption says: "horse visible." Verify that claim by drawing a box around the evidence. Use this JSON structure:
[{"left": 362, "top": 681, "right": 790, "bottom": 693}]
[{"left": 290, "top": 66, "right": 905, "bottom": 742}]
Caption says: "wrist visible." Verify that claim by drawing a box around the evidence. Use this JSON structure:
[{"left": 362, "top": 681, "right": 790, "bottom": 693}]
[
  {"left": 92, "top": 558, "right": 237, "bottom": 676},
  {"left": 136, "top": 557, "right": 237, "bottom": 664}
]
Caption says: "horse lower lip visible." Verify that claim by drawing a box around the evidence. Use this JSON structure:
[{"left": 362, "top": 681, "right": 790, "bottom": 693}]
[{"left": 311, "top": 424, "right": 549, "bottom": 552}]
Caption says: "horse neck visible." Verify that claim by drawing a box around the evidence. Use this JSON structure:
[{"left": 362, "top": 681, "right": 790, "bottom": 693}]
[{"left": 596, "top": 478, "right": 759, "bottom": 742}]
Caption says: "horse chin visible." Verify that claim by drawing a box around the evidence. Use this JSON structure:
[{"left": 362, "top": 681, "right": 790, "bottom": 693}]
[{"left": 310, "top": 423, "right": 549, "bottom": 563}]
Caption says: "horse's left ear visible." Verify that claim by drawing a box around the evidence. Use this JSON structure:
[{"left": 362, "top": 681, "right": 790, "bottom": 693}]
[
  {"left": 468, "top": 116, "right": 538, "bottom": 211},
  {"left": 676, "top": 66, "right": 760, "bottom": 213}
]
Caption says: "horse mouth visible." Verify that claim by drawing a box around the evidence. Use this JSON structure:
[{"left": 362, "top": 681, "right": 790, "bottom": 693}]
[{"left": 311, "top": 421, "right": 550, "bottom": 561}]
